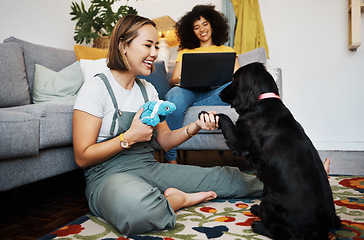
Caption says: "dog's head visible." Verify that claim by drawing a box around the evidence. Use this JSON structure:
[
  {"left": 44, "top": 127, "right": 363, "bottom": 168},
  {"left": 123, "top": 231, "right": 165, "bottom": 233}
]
[{"left": 220, "top": 62, "right": 279, "bottom": 112}]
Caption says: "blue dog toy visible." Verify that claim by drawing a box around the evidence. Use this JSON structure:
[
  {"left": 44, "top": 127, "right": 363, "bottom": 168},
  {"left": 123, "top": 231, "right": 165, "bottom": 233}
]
[{"left": 139, "top": 100, "right": 176, "bottom": 127}]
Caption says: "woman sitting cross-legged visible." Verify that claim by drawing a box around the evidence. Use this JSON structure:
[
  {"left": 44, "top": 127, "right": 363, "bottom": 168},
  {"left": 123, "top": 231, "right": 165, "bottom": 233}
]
[{"left": 72, "top": 14, "right": 263, "bottom": 235}]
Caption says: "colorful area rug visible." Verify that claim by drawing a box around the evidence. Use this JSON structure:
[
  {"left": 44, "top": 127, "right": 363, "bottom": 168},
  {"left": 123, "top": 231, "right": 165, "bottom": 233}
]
[{"left": 40, "top": 176, "right": 364, "bottom": 240}]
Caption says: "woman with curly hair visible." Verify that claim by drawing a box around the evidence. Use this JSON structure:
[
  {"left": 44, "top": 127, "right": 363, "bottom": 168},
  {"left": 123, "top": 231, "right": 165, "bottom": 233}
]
[{"left": 165, "top": 5, "right": 240, "bottom": 164}]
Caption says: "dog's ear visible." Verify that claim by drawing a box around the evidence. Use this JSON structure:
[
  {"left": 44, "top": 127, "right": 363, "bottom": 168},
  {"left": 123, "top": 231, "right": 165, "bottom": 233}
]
[
  {"left": 219, "top": 82, "right": 236, "bottom": 104},
  {"left": 233, "top": 63, "right": 262, "bottom": 112}
]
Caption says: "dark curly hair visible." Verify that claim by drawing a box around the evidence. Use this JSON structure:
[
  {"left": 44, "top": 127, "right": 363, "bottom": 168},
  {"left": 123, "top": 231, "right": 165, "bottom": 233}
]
[{"left": 175, "top": 4, "right": 229, "bottom": 50}]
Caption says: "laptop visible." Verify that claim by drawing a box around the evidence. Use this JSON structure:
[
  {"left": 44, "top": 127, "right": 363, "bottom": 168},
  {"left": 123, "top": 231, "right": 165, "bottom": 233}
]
[{"left": 179, "top": 52, "right": 236, "bottom": 88}]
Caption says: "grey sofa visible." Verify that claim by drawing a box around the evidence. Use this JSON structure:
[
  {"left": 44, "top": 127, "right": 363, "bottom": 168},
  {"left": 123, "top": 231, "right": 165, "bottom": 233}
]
[
  {"left": 0, "top": 37, "right": 280, "bottom": 191},
  {"left": 0, "top": 37, "right": 79, "bottom": 192}
]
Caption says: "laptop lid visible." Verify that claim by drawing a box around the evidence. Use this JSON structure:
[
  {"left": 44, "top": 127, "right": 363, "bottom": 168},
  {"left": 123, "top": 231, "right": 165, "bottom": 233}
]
[{"left": 180, "top": 52, "right": 236, "bottom": 88}]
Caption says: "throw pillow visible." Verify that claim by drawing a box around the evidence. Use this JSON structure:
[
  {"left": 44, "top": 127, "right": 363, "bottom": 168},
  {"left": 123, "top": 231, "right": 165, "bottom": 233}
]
[
  {"left": 78, "top": 60, "right": 170, "bottom": 100},
  {"left": 237, "top": 47, "right": 267, "bottom": 67},
  {"left": 3, "top": 37, "right": 77, "bottom": 102},
  {"left": 137, "top": 61, "right": 171, "bottom": 100},
  {"left": 74, "top": 45, "right": 108, "bottom": 61},
  {"left": 73, "top": 45, "right": 109, "bottom": 82},
  {"left": 33, "top": 61, "right": 83, "bottom": 104},
  {"left": 0, "top": 42, "right": 30, "bottom": 107},
  {"left": 80, "top": 58, "right": 109, "bottom": 82},
  {"left": 74, "top": 47, "right": 170, "bottom": 100}
]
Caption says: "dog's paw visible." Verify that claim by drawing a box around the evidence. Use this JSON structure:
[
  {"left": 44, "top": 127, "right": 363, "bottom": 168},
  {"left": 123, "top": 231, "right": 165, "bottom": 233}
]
[
  {"left": 198, "top": 111, "right": 209, "bottom": 119},
  {"left": 198, "top": 111, "right": 217, "bottom": 122},
  {"left": 251, "top": 221, "right": 266, "bottom": 235},
  {"left": 250, "top": 204, "right": 261, "bottom": 216}
]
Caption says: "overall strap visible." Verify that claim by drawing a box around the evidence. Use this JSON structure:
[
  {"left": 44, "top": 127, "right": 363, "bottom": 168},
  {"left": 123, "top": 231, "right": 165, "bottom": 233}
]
[
  {"left": 96, "top": 74, "right": 150, "bottom": 136},
  {"left": 135, "top": 78, "right": 149, "bottom": 103},
  {"left": 96, "top": 73, "right": 121, "bottom": 135}
]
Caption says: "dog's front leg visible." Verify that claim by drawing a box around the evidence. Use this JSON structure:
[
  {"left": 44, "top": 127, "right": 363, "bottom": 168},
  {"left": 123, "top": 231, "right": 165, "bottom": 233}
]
[
  {"left": 216, "top": 113, "right": 250, "bottom": 157},
  {"left": 250, "top": 185, "right": 269, "bottom": 217}
]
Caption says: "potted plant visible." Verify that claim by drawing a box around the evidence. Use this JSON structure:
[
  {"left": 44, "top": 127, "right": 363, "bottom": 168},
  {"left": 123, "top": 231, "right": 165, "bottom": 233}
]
[{"left": 70, "top": 0, "right": 137, "bottom": 48}]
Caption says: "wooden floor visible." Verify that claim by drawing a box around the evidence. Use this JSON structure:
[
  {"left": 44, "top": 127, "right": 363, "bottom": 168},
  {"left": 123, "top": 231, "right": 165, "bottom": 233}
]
[{"left": 0, "top": 150, "right": 251, "bottom": 240}]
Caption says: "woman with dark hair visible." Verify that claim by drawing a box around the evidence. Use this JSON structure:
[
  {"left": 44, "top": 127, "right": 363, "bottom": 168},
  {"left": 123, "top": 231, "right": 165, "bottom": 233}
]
[
  {"left": 175, "top": 4, "right": 230, "bottom": 50},
  {"left": 73, "top": 14, "right": 262, "bottom": 235},
  {"left": 165, "top": 5, "right": 240, "bottom": 164}
]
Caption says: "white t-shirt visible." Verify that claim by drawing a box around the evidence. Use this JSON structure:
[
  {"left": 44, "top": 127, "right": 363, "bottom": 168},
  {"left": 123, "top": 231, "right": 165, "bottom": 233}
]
[{"left": 74, "top": 69, "right": 159, "bottom": 142}]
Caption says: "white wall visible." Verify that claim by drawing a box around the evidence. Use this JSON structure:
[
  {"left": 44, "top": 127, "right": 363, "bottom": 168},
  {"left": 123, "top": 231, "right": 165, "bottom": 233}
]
[
  {"left": 1, "top": 0, "right": 363, "bottom": 151},
  {"left": 259, "top": 0, "right": 364, "bottom": 150}
]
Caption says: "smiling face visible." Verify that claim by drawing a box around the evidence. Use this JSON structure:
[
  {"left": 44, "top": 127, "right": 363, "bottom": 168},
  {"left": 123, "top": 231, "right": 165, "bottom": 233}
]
[
  {"left": 124, "top": 24, "right": 159, "bottom": 76},
  {"left": 193, "top": 16, "right": 212, "bottom": 45}
]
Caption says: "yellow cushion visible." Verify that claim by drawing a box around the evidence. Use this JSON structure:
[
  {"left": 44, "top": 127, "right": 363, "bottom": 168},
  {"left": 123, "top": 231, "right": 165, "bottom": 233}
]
[{"left": 73, "top": 45, "right": 108, "bottom": 61}]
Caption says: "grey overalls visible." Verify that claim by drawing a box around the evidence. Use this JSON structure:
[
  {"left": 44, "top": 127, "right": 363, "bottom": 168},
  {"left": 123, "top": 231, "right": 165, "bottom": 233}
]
[{"left": 83, "top": 73, "right": 263, "bottom": 235}]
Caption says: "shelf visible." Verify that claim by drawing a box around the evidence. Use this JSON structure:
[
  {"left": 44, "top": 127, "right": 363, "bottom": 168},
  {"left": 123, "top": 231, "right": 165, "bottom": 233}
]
[{"left": 348, "top": 0, "right": 364, "bottom": 50}]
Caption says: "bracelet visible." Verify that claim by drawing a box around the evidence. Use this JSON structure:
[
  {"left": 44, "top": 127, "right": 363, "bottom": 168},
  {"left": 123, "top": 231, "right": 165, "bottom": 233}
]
[{"left": 186, "top": 123, "right": 197, "bottom": 137}]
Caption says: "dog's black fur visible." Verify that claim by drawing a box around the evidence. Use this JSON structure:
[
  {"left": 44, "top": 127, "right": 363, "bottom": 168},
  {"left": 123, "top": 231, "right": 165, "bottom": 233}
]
[{"left": 209, "top": 62, "right": 341, "bottom": 240}]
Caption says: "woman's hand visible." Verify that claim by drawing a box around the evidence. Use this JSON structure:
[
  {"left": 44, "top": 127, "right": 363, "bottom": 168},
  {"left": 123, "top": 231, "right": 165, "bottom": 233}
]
[
  {"left": 73, "top": 108, "right": 154, "bottom": 169},
  {"left": 123, "top": 108, "right": 154, "bottom": 145},
  {"left": 154, "top": 111, "right": 220, "bottom": 151},
  {"left": 196, "top": 111, "right": 219, "bottom": 131}
]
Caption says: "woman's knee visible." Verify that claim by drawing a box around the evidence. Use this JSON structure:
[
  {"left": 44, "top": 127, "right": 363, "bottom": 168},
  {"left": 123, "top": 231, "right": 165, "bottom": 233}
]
[
  {"left": 166, "top": 87, "right": 194, "bottom": 103},
  {"left": 115, "top": 187, "right": 175, "bottom": 234},
  {"left": 97, "top": 174, "right": 175, "bottom": 235},
  {"left": 166, "top": 87, "right": 195, "bottom": 118}
]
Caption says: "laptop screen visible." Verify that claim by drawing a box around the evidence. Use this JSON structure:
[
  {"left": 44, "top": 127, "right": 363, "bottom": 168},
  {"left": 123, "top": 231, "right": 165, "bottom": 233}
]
[{"left": 180, "top": 52, "right": 236, "bottom": 88}]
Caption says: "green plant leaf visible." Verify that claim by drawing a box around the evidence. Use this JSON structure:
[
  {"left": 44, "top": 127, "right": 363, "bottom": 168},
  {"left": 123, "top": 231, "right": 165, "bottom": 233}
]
[{"left": 70, "top": 0, "right": 137, "bottom": 44}]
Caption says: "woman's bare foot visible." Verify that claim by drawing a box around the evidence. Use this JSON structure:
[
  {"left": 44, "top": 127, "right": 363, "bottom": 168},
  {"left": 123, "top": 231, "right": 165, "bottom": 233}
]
[
  {"left": 164, "top": 188, "right": 217, "bottom": 211},
  {"left": 323, "top": 158, "right": 330, "bottom": 176},
  {"left": 168, "top": 160, "right": 178, "bottom": 164}
]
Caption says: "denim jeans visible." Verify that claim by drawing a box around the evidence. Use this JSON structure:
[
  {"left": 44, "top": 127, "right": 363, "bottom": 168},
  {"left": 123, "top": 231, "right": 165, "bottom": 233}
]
[{"left": 164, "top": 81, "right": 231, "bottom": 162}]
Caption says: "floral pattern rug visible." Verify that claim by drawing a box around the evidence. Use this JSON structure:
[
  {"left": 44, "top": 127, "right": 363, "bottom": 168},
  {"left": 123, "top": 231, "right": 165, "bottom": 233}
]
[{"left": 39, "top": 176, "right": 364, "bottom": 240}]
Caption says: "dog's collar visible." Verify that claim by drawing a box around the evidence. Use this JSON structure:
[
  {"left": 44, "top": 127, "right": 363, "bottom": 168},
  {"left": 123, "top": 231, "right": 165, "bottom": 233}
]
[{"left": 259, "top": 92, "right": 280, "bottom": 100}]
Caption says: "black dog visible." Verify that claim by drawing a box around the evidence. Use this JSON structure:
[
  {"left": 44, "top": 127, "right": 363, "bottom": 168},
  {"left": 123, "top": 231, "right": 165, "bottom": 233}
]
[{"left": 210, "top": 62, "right": 341, "bottom": 239}]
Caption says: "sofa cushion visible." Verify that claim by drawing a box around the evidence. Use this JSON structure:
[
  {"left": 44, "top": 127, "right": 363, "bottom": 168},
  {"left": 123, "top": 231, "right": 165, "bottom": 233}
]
[
  {"left": 0, "top": 42, "right": 30, "bottom": 107},
  {"left": 33, "top": 61, "right": 83, "bottom": 104},
  {"left": 73, "top": 45, "right": 109, "bottom": 82},
  {"left": 238, "top": 47, "right": 267, "bottom": 67},
  {"left": 0, "top": 110, "right": 39, "bottom": 160},
  {"left": 74, "top": 44, "right": 108, "bottom": 60},
  {"left": 72, "top": 45, "right": 170, "bottom": 99},
  {"left": 3, "top": 37, "right": 77, "bottom": 102},
  {"left": 8, "top": 104, "right": 74, "bottom": 149},
  {"left": 80, "top": 58, "right": 109, "bottom": 82}
]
